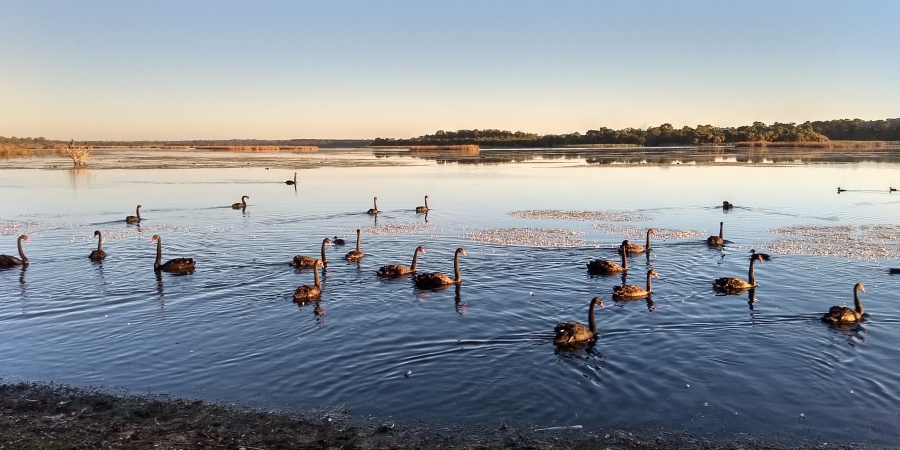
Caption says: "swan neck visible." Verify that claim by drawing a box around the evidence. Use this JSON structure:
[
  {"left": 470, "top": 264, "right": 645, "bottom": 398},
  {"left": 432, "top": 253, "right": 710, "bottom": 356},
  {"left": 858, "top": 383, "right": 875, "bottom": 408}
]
[
  {"left": 588, "top": 300, "right": 598, "bottom": 333},
  {"left": 314, "top": 264, "right": 321, "bottom": 288},
  {"left": 410, "top": 248, "right": 420, "bottom": 270},
  {"left": 453, "top": 251, "right": 462, "bottom": 282},
  {"left": 854, "top": 286, "right": 864, "bottom": 314},
  {"left": 154, "top": 237, "right": 162, "bottom": 270},
  {"left": 621, "top": 248, "right": 627, "bottom": 269},
  {"left": 748, "top": 258, "right": 756, "bottom": 286},
  {"left": 645, "top": 230, "right": 652, "bottom": 250},
  {"left": 355, "top": 231, "right": 361, "bottom": 252},
  {"left": 718, "top": 222, "right": 723, "bottom": 239},
  {"left": 646, "top": 272, "right": 653, "bottom": 292},
  {"left": 97, "top": 233, "right": 103, "bottom": 251},
  {"left": 320, "top": 239, "right": 328, "bottom": 265},
  {"left": 424, "top": 197, "right": 429, "bottom": 208},
  {"left": 18, "top": 236, "right": 28, "bottom": 263},
  {"left": 136, "top": 205, "right": 141, "bottom": 219}
]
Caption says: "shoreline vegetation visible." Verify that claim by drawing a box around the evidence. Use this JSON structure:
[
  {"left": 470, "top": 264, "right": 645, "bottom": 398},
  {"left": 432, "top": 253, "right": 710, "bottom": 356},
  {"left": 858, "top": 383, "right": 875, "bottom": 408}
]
[
  {"left": 3, "top": 118, "right": 900, "bottom": 156},
  {"left": 0, "top": 381, "right": 858, "bottom": 450}
]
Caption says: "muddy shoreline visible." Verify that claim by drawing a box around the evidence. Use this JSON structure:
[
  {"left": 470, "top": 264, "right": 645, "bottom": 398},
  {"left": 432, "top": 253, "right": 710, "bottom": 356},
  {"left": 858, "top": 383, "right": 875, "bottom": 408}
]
[{"left": 0, "top": 382, "right": 862, "bottom": 449}]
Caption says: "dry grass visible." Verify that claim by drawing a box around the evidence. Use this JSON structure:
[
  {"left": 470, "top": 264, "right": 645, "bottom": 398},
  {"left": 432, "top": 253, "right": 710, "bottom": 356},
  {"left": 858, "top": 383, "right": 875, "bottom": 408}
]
[
  {"left": 0, "top": 147, "right": 34, "bottom": 159},
  {"left": 64, "top": 144, "right": 92, "bottom": 166}
]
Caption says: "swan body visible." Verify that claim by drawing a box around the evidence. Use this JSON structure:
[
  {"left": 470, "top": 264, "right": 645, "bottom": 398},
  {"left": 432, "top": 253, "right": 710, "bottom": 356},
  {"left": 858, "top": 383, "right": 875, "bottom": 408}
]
[
  {"left": 231, "top": 195, "right": 250, "bottom": 209},
  {"left": 587, "top": 240, "right": 629, "bottom": 274},
  {"left": 367, "top": 196, "right": 378, "bottom": 215},
  {"left": 293, "top": 260, "right": 324, "bottom": 300},
  {"left": 125, "top": 204, "right": 142, "bottom": 223},
  {"left": 0, "top": 235, "right": 30, "bottom": 268},
  {"left": 554, "top": 297, "right": 604, "bottom": 347},
  {"left": 713, "top": 253, "right": 765, "bottom": 293},
  {"left": 286, "top": 173, "right": 297, "bottom": 185},
  {"left": 837, "top": 187, "right": 846, "bottom": 193},
  {"left": 292, "top": 238, "right": 332, "bottom": 268},
  {"left": 377, "top": 246, "right": 425, "bottom": 277},
  {"left": 345, "top": 229, "right": 365, "bottom": 261},
  {"left": 89, "top": 230, "right": 107, "bottom": 261},
  {"left": 618, "top": 229, "right": 655, "bottom": 254},
  {"left": 152, "top": 234, "right": 195, "bottom": 274},
  {"left": 822, "top": 283, "right": 866, "bottom": 324},
  {"left": 722, "top": 201, "right": 734, "bottom": 210},
  {"left": 613, "top": 269, "right": 658, "bottom": 299},
  {"left": 415, "top": 248, "right": 466, "bottom": 289},
  {"left": 416, "top": 195, "right": 429, "bottom": 213},
  {"left": 707, "top": 221, "right": 724, "bottom": 245}
]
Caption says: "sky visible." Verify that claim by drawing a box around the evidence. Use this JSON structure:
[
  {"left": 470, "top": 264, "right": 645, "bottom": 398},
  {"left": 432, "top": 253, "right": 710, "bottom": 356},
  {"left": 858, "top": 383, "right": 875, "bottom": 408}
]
[{"left": 1, "top": 1, "right": 899, "bottom": 140}]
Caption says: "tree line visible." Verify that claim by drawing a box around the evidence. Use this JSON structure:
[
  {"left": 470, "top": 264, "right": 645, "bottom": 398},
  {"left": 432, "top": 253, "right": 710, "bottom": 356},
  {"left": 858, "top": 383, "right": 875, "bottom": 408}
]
[{"left": 371, "top": 118, "right": 900, "bottom": 148}]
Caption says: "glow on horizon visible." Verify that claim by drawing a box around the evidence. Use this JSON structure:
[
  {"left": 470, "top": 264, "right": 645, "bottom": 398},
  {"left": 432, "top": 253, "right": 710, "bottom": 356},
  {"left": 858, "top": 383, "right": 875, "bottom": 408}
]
[{"left": 1, "top": 1, "right": 898, "bottom": 141}]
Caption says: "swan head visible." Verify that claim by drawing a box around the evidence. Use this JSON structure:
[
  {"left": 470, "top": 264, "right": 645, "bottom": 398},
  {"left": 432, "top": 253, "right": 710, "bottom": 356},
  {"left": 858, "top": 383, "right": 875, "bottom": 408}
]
[
  {"left": 20, "top": 235, "right": 30, "bottom": 243},
  {"left": 416, "top": 246, "right": 426, "bottom": 253},
  {"left": 93, "top": 230, "right": 101, "bottom": 237},
  {"left": 456, "top": 248, "right": 467, "bottom": 257},
  {"left": 315, "top": 259, "right": 325, "bottom": 269},
  {"left": 749, "top": 253, "right": 767, "bottom": 263},
  {"left": 324, "top": 238, "right": 333, "bottom": 246},
  {"left": 855, "top": 282, "right": 865, "bottom": 293},
  {"left": 356, "top": 228, "right": 361, "bottom": 235},
  {"left": 648, "top": 269, "right": 659, "bottom": 278},
  {"left": 592, "top": 297, "right": 605, "bottom": 307},
  {"left": 648, "top": 228, "right": 656, "bottom": 235},
  {"left": 151, "top": 234, "right": 161, "bottom": 243}
]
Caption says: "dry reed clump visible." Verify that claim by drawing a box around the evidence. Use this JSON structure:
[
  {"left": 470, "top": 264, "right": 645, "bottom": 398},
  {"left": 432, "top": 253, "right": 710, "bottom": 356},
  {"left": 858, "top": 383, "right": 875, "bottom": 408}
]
[
  {"left": 194, "top": 145, "right": 280, "bottom": 152},
  {"left": 0, "top": 147, "right": 34, "bottom": 159},
  {"left": 510, "top": 210, "right": 652, "bottom": 222},
  {"left": 735, "top": 140, "right": 888, "bottom": 149},
  {"left": 766, "top": 224, "right": 900, "bottom": 261},
  {"left": 160, "top": 145, "right": 193, "bottom": 150},
  {"left": 408, "top": 144, "right": 480, "bottom": 155},
  {"left": 64, "top": 144, "right": 93, "bottom": 166},
  {"left": 279, "top": 146, "right": 319, "bottom": 153},
  {"left": 465, "top": 227, "right": 591, "bottom": 247}
]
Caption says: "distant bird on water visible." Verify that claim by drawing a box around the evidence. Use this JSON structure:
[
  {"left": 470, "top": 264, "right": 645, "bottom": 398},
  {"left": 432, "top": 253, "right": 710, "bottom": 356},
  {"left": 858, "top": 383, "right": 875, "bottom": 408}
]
[
  {"left": 890, "top": 187, "right": 897, "bottom": 192},
  {"left": 231, "top": 195, "right": 250, "bottom": 209},
  {"left": 286, "top": 173, "right": 297, "bottom": 185},
  {"left": 722, "top": 201, "right": 734, "bottom": 210},
  {"left": 821, "top": 283, "right": 867, "bottom": 324},
  {"left": 837, "top": 187, "right": 846, "bottom": 193}
]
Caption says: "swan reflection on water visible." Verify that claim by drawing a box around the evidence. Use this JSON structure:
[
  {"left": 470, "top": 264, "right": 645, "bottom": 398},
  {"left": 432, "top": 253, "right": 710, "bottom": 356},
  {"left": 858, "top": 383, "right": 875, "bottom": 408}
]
[{"left": 294, "top": 298, "right": 327, "bottom": 324}]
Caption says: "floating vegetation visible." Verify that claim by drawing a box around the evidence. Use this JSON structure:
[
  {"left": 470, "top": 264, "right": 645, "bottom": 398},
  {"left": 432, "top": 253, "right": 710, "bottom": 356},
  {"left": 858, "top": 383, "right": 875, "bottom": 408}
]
[
  {"left": 0, "top": 221, "right": 40, "bottom": 236},
  {"left": 359, "top": 222, "right": 438, "bottom": 236},
  {"left": 465, "top": 227, "right": 591, "bottom": 247},
  {"left": 593, "top": 225, "right": 706, "bottom": 240},
  {"left": 510, "top": 210, "right": 651, "bottom": 222},
  {"left": 766, "top": 225, "right": 900, "bottom": 261}
]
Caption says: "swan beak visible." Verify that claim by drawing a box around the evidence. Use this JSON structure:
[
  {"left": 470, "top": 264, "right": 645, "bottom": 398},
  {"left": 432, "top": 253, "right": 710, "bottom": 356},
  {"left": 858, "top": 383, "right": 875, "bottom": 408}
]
[{"left": 25, "top": 237, "right": 31, "bottom": 243}]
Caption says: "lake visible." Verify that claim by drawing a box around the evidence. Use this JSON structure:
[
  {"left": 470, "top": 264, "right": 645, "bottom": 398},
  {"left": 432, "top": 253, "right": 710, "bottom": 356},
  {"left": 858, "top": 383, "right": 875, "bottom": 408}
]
[{"left": 1, "top": 147, "right": 899, "bottom": 446}]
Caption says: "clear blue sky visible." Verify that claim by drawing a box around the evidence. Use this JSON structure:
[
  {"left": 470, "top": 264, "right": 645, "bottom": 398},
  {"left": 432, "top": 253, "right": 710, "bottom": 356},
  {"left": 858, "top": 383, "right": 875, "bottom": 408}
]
[{"left": 2, "top": 1, "right": 898, "bottom": 140}]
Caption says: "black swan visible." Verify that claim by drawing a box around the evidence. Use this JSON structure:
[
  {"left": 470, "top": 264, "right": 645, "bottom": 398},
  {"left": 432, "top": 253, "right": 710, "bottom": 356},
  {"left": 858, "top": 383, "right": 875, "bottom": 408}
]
[
  {"left": 367, "top": 196, "right": 378, "bottom": 215},
  {"left": 231, "top": 195, "right": 250, "bottom": 209},
  {"left": 415, "top": 247, "right": 466, "bottom": 288},
  {"left": 587, "top": 240, "right": 628, "bottom": 274},
  {"left": 377, "top": 246, "right": 425, "bottom": 277},
  {"left": 125, "top": 204, "right": 142, "bottom": 223},
  {"left": 151, "top": 234, "right": 195, "bottom": 274},
  {"left": 618, "top": 229, "right": 655, "bottom": 254},
  {"left": 613, "top": 269, "right": 659, "bottom": 299},
  {"left": 293, "top": 259, "right": 324, "bottom": 300},
  {"left": 821, "top": 283, "right": 866, "bottom": 324},
  {"left": 345, "top": 229, "right": 365, "bottom": 261},
  {"left": 292, "top": 237, "right": 332, "bottom": 268},
  {"left": 554, "top": 297, "right": 604, "bottom": 346},
  {"left": 89, "top": 230, "right": 107, "bottom": 261},
  {"left": 416, "top": 195, "right": 430, "bottom": 213},
  {"left": 286, "top": 173, "right": 297, "bottom": 185},
  {"left": 0, "top": 235, "right": 30, "bottom": 268},
  {"left": 713, "top": 253, "right": 766, "bottom": 293},
  {"left": 706, "top": 221, "right": 724, "bottom": 246}
]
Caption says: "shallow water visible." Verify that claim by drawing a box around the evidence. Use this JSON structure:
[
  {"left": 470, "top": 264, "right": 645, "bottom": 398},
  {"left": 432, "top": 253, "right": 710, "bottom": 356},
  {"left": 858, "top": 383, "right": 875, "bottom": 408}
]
[{"left": 1, "top": 148, "right": 900, "bottom": 445}]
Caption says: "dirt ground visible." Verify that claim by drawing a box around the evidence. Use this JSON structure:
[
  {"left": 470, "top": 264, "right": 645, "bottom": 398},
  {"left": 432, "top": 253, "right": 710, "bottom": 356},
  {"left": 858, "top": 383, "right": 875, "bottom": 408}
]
[{"left": 0, "top": 382, "right": 866, "bottom": 450}]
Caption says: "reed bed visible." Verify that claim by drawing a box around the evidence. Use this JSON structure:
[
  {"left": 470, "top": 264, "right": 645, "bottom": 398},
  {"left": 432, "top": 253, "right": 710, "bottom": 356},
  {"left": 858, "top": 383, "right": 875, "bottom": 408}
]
[
  {"left": 510, "top": 210, "right": 652, "bottom": 222},
  {"left": 766, "top": 224, "right": 900, "bottom": 261},
  {"left": 592, "top": 225, "right": 706, "bottom": 240},
  {"left": 0, "top": 147, "right": 34, "bottom": 159},
  {"left": 160, "top": 146, "right": 193, "bottom": 150},
  {"left": 194, "top": 145, "right": 280, "bottom": 152},
  {"left": 465, "top": 227, "right": 592, "bottom": 247}
]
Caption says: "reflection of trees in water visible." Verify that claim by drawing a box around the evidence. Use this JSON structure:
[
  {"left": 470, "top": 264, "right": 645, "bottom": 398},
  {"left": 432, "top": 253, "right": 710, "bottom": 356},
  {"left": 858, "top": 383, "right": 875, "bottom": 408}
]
[{"left": 381, "top": 147, "right": 900, "bottom": 166}]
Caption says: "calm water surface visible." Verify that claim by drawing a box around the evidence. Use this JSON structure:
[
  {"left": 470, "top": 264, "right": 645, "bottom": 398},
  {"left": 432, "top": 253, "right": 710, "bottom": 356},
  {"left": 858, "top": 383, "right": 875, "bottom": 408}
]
[{"left": 1, "top": 148, "right": 900, "bottom": 445}]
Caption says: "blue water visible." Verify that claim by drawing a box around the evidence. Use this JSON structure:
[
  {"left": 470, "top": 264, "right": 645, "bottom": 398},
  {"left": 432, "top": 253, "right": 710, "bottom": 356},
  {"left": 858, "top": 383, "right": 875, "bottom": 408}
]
[{"left": 1, "top": 148, "right": 899, "bottom": 446}]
